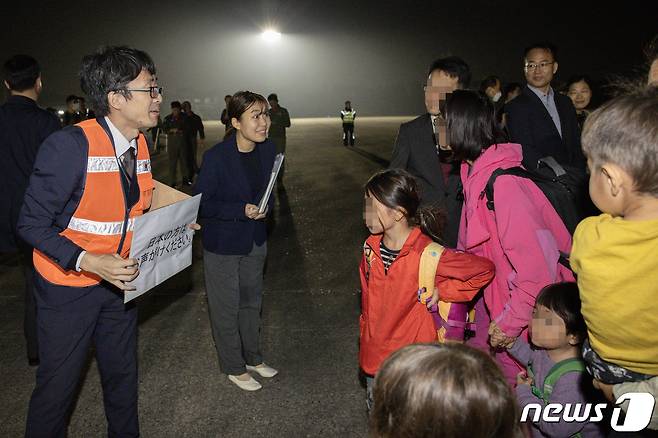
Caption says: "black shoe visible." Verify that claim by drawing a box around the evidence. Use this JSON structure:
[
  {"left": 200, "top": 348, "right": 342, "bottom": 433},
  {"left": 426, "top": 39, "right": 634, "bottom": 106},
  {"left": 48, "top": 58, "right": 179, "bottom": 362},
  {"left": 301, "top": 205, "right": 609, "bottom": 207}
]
[{"left": 28, "top": 357, "right": 39, "bottom": 367}]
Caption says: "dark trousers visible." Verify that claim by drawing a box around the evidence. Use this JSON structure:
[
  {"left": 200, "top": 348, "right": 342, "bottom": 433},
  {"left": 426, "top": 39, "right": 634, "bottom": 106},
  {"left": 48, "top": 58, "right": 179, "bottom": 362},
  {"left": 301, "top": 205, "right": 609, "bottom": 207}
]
[
  {"left": 185, "top": 135, "right": 198, "bottom": 178},
  {"left": 343, "top": 123, "right": 354, "bottom": 145},
  {"left": 167, "top": 134, "right": 190, "bottom": 186},
  {"left": 203, "top": 242, "right": 266, "bottom": 375},
  {"left": 20, "top": 247, "right": 38, "bottom": 361},
  {"left": 25, "top": 274, "right": 139, "bottom": 438}
]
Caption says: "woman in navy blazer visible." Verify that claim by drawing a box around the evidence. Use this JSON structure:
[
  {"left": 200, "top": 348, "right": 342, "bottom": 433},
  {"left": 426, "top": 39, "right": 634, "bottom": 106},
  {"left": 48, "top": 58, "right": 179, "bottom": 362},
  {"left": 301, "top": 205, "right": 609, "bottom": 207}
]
[{"left": 195, "top": 91, "right": 278, "bottom": 391}]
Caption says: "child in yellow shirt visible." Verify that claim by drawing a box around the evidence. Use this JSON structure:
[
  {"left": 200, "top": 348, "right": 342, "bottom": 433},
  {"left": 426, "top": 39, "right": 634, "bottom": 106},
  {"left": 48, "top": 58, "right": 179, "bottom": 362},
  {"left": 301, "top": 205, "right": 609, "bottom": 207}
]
[{"left": 571, "top": 86, "right": 658, "bottom": 388}]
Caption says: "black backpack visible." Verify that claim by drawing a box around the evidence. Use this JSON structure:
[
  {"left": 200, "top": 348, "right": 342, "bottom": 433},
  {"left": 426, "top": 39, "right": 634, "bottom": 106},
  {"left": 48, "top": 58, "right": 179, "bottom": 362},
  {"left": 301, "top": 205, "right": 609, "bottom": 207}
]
[{"left": 482, "top": 157, "right": 592, "bottom": 269}]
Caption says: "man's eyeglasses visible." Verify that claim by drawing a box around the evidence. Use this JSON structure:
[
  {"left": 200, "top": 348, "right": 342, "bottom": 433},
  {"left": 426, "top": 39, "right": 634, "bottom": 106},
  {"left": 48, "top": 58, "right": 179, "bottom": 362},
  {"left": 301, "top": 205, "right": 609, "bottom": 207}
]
[
  {"left": 524, "top": 62, "right": 554, "bottom": 72},
  {"left": 123, "top": 86, "right": 163, "bottom": 98}
]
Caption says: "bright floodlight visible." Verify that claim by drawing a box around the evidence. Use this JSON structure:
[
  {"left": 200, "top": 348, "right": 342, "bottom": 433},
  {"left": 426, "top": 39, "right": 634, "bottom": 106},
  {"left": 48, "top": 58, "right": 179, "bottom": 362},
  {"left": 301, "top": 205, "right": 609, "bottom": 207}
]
[{"left": 262, "top": 29, "right": 281, "bottom": 43}]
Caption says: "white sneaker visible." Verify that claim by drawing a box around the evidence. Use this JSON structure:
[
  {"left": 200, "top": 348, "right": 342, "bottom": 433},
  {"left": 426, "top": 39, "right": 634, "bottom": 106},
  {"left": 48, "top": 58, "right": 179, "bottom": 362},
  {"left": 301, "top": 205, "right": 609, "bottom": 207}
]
[
  {"left": 228, "top": 374, "right": 262, "bottom": 391},
  {"left": 246, "top": 363, "right": 279, "bottom": 378}
]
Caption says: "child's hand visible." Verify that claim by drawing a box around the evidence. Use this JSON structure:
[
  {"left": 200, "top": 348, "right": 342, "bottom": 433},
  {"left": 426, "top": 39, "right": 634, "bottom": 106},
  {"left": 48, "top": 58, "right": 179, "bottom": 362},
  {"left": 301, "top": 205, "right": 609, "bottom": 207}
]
[
  {"left": 592, "top": 379, "right": 615, "bottom": 402},
  {"left": 488, "top": 321, "right": 516, "bottom": 348},
  {"left": 517, "top": 371, "right": 533, "bottom": 386},
  {"left": 426, "top": 286, "right": 440, "bottom": 309}
]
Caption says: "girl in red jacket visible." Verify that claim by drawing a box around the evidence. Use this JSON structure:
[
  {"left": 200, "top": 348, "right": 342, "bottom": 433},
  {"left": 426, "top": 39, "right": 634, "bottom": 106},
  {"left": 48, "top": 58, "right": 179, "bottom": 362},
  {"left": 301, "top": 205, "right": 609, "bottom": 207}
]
[{"left": 360, "top": 168, "right": 495, "bottom": 409}]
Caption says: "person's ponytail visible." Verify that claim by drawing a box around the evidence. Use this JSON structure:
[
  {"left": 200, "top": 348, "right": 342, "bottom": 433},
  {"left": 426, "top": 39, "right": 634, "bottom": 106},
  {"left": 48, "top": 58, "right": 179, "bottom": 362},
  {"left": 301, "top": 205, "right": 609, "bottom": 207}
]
[{"left": 415, "top": 205, "right": 446, "bottom": 244}]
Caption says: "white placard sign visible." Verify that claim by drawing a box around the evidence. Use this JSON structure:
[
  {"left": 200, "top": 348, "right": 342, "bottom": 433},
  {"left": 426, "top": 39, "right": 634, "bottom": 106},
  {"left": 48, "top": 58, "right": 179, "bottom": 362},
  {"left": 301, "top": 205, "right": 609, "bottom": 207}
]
[{"left": 124, "top": 194, "right": 201, "bottom": 303}]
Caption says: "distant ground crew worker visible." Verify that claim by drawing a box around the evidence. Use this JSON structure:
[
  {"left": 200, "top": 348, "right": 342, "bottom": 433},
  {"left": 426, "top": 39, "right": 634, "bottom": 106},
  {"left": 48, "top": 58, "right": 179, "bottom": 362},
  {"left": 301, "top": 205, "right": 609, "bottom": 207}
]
[
  {"left": 267, "top": 93, "right": 290, "bottom": 183},
  {"left": 341, "top": 101, "right": 356, "bottom": 146}
]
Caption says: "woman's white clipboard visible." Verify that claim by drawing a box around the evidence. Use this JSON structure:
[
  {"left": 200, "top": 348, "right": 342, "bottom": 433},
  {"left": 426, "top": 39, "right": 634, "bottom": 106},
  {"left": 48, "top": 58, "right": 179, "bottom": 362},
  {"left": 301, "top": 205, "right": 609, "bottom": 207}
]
[{"left": 258, "top": 153, "right": 284, "bottom": 213}]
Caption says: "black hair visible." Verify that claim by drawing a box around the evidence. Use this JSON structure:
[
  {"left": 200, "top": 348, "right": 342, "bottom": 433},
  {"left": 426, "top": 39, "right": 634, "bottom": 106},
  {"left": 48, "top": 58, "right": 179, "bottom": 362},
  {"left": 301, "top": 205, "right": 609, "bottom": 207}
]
[
  {"left": 479, "top": 75, "right": 501, "bottom": 93},
  {"left": 535, "top": 282, "right": 586, "bottom": 340},
  {"left": 427, "top": 56, "right": 471, "bottom": 89},
  {"left": 224, "top": 91, "right": 268, "bottom": 139},
  {"left": 267, "top": 93, "right": 278, "bottom": 102},
  {"left": 365, "top": 169, "right": 446, "bottom": 243},
  {"left": 170, "top": 101, "right": 181, "bottom": 109},
  {"left": 502, "top": 82, "right": 522, "bottom": 100},
  {"left": 79, "top": 46, "right": 156, "bottom": 117},
  {"left": 3, "top": 54, "right": 40, "bottom": 92},
  {"left": 444, "top": 89, "right": 506, "bottom": 162},
  {"left": 66, "top": 94, "right": 79, "bottom": 104},
  {"left": 523, "top": 42, "right": 558, "bottom": 61}
]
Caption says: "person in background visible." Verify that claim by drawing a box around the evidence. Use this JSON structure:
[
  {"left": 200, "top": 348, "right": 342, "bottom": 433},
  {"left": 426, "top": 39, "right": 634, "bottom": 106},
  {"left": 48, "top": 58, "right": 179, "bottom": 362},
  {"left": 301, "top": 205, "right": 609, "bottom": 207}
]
[
  {"left": 17, "top": 45, "right": 162, "bottom": 438},
  {"left": 646, "top": 35, "right": 658, "bottom": 86},
  {"left": 220, "top": 94, "right": 231, "bottom": 132},
  {"left": 389, "top": 56, "right": 471, "bottom": 247},
  {"left": 195, "top": 91, "right": 277, "bottom": 392},
  {"left": 62, "top": 94, "right": 84, "bottom": 126},
  {"left": 480, "top": 75, "right": 502, "bottom": 104},
  {"left": 340, "top": 100, "right": 356, "bottom": 146},
  {"left": 163, "top": 100, "right": 191, "bottom": 187},
  {"left": 566, "top": 75, "right": 594, "bottom": 130},
  {"left": 502, "top": 82, "right": 523, "bottom": 104},
  {"left": 267, "top": 93, "right": 290, "bottom": 184},
  {"left": 0, "top": 54, "right": 61, "bottom": 367},
  {"left": 182, "top": 100, "right": 205, "bottom": 176},
  {"left": 505, "top": 42, "right": 584, "bottom": 171},
  {"left": 370, "top": 343, "right": 523, "bottom": 438}
]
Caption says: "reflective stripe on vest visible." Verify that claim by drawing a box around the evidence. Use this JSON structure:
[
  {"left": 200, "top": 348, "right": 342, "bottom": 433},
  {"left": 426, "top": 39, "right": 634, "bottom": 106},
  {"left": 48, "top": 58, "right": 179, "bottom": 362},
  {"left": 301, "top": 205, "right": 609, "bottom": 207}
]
[
  {"left": 341, "top": 110, "right": 356, "bottom": 123},
  {"left": 33, "top": 119, "right": 155, "bottom": 287}
]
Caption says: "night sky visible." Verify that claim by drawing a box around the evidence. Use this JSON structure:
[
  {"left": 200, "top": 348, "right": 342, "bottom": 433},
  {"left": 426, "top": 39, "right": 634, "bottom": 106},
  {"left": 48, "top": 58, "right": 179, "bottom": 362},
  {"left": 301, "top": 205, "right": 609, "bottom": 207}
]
[{"left": 2, "top": 0, "right": 655, "bottom": 118}]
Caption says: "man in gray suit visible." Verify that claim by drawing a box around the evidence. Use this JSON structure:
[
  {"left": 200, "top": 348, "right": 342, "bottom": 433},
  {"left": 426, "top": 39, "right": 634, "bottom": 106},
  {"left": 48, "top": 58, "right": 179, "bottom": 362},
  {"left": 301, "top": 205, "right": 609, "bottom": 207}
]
[{"left": 389, "top": 57, "right": 471, "bottom": 247}]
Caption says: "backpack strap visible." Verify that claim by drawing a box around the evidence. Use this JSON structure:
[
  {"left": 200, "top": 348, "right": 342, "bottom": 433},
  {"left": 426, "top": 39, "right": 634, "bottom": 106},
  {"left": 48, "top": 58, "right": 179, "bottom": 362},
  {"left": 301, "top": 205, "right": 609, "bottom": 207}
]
[
  {"left": 530, "top": 358, "right": 586, "bottom": 403},
  {"left": 482, "top": 167, "right": 573, "bottom": 272},
  {"left": 418, "top": 242, "right": 475, "bottom": 342}
]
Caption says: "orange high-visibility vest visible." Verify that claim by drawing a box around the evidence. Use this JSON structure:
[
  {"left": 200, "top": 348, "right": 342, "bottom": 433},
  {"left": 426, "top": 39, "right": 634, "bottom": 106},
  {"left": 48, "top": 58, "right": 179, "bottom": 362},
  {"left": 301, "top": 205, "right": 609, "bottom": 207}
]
[{"left": 33, "top": 119, "right": 155, "bottom": 287}]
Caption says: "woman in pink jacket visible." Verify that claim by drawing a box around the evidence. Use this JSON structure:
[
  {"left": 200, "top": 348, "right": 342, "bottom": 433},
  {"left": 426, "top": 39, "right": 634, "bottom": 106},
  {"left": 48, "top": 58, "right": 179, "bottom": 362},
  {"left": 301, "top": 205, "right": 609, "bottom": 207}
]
[{"left": 440, "top": 90, "right": 574, "bottom": 385}]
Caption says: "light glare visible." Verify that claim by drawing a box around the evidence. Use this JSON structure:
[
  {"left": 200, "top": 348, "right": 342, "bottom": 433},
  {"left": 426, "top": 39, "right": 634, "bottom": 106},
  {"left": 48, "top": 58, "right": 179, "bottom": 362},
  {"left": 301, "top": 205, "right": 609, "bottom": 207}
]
[{"left": 262, "top": 29, "right": 281, "bottom": 43}]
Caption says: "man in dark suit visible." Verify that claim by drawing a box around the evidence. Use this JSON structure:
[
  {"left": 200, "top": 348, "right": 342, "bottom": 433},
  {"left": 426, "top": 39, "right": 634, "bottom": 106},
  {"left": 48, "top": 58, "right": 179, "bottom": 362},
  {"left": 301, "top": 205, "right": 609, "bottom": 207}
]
[
  {"left": 389, "top": 57, "right": 471, "bottom": 247},
  {"left": 505, "top": 42, "right": 584, "bottom": 170},
  {"left": 0, "top": 55, "right": 61, "bottom": 366}
]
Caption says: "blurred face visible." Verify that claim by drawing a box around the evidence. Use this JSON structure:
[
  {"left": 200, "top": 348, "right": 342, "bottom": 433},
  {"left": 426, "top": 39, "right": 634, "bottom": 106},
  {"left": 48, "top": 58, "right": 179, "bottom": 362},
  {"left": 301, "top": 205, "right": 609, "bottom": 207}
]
[
  {"left": 524, "top": 48, "right": 558, "bottom": 89},
  {"left": 568, "top": 80, "right": 592, "bottom": 110},
  {"left": 110, "top": 69, "right": 162, "bottom": 130},
  {"left": 232, "top": 101, "right": 269, "bottom": 143},
  {"left": 530, "top": 304, "right": 568, "bottom": 349},
  {"left": 182, "top": 102, "right": 191, "bottom": 112},
  {"left": 268, "top": 99, "right": 279, "bottom": 110},
  {"left": 425, "top": 69, "right": 459, "bottom": 115},
  {"left": 485, "top": 80, "right": 502, "bottom": 101},
  {"left": 171, "top": 106, "right": 181, "bottom": 116},
  {"left": 363, "top": 193, "right": 400, "bottom": 235}
]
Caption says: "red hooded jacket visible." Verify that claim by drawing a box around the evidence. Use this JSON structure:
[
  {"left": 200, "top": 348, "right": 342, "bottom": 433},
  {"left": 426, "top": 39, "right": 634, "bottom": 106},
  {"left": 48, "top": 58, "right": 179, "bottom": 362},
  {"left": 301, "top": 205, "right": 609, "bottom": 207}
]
[{"left": 359, "top": 227, "right": 495, "bottom": 375}]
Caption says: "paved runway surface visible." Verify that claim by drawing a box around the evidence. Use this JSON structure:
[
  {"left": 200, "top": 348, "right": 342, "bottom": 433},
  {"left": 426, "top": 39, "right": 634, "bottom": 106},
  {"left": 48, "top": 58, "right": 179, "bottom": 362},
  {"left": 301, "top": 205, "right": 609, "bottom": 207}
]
[{"left": 0, "top": 116, "right": 412, "bottom": 437}]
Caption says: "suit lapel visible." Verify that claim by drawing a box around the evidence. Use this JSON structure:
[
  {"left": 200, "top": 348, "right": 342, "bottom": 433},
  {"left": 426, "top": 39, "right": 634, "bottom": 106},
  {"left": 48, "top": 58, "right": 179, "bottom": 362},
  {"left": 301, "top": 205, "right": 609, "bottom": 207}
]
[{"left": 524, "top": 86, "right": 561, "bottom": 138}]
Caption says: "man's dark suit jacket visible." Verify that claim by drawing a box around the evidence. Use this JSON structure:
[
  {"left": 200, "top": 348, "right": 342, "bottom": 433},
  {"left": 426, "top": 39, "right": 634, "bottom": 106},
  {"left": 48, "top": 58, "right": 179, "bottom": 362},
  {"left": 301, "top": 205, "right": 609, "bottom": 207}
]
[
  {"left": 0, "top": 96, "right": 60, "bottom": 252},
  {"left": 389, "top": 114, "right": 462, "bottom": 247},
  {"left": 505, "top": 85, "right": 584, "bottom": 170}
]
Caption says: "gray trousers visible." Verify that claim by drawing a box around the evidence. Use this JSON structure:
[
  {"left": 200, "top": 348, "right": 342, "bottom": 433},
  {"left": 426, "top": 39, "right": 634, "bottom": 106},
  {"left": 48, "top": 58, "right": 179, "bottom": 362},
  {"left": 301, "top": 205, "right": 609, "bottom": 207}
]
[{"left": 203, "top": 242, "right": 267, "bottom": 375}]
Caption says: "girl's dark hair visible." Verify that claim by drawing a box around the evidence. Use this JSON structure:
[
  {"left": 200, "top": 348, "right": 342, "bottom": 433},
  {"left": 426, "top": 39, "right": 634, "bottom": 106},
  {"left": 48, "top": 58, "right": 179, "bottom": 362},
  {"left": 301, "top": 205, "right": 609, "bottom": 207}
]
[
  {"left": 365, "top": 169, "right": 445, "bottom": 243},
  {"left": 535, "top": 282, "right": 587, "bottom": 340},
  {"left": 79, "top": 46, "right": 156, "bottom": 117},
  {"left": 445, "top": 89, "right": 506, "bottom": 162},
  {"left": 224, "top": 90, "right": 268, "bottom": 139},
  {"left": 370, "top": 343, "right": 523, "bottom": 438}
]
